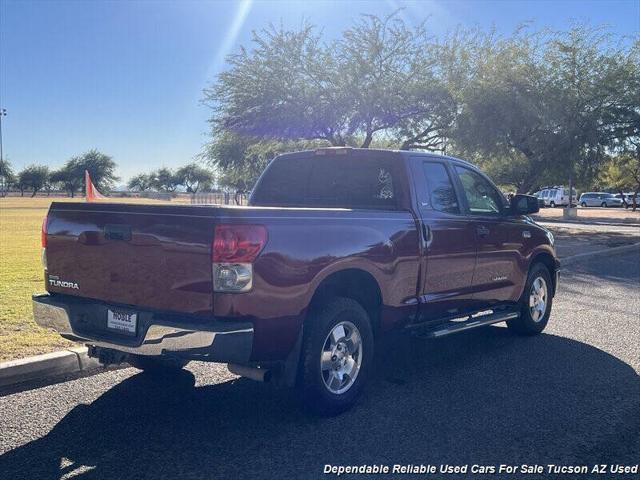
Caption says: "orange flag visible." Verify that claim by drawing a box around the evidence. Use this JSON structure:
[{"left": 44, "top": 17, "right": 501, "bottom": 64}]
[{"left": 85, "top": 170, "right": 105, "bottom": 202}]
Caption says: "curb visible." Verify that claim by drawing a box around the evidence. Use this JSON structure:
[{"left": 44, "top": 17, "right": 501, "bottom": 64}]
[
  {"left": 0, "top": 346, "right": 102, "bottom": 389},
  {"left": 561, "top": 242, "right": 640, "bottom": 266},
  {"left": 534, "top": 217, "right": 640, "bottom": 227}
]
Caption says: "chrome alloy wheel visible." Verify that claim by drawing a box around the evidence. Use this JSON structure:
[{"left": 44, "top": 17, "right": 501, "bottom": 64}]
[
  {"left": 529, "top": 276, "right": 548, "bottom": 323},
  {"left": 320, "top": 321, "right": 363, "bottom": 395}
]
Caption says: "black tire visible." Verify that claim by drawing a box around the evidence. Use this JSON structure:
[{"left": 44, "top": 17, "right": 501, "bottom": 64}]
[
  {"left": 298, "top": 297, "right": 374, "bottom": 415},
  {"left": 601, "top": 202, "right": 607, "bottom": 208},
  {"left": 549, "top": 201, "right": 556, "bottom": 208},
  {"left": 580, "top": 202, "right": 587, "bottom": 208},
  {"left": 507, "top": 263, "right": 553, "bottom": 336},
  {"left": 128, "top": 355, "right": 189, "bottom": 374}
]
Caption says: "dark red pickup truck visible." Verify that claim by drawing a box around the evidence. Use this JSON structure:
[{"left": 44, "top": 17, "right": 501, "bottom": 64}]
[{"left": 34, "top": 148, "right": 559, "bottom": 414}]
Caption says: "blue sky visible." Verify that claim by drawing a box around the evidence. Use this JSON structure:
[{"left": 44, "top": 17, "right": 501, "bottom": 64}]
[{"left": 1, "top": 0, "right": 638, "bottom": 182}]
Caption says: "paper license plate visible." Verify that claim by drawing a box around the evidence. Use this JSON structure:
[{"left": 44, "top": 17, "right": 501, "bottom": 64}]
[{"left": 107, "top": 309, "right": 137, "bottom": 336}]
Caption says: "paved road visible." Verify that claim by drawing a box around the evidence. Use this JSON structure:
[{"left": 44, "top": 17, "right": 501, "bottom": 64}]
[{"left": 1, "top": 253, "right": 639, "bottom": 480}]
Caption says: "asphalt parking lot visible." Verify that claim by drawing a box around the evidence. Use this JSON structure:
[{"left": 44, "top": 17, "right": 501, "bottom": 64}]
[{"left": 1, "top": 251, "right": 638, "bottom": 480}]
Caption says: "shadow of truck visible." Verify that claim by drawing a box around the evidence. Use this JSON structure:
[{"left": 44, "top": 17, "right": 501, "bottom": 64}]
[{"left": 1, "top": 326, "right": 638, "bottom": 480}]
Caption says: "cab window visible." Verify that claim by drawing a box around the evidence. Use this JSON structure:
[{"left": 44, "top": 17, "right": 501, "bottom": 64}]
[{"left": 454, "top": 166, "right": 504, "bottom": 215}]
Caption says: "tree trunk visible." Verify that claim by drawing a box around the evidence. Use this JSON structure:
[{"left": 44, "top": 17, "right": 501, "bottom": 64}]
[
  {"left": 31, "top": 189, "right": 37, "bottom": 198},
  {"left": 568, "top": 174, "right": 573, "bottom": 208},
  {"left": 360, "top": 131, "right": 373, "bottom": 148}
]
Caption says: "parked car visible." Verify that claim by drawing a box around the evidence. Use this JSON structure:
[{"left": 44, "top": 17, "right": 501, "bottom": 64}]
[
  {"left": 538, "top": 186, "right": 577, "bottom": 208},
  {"left": 613, "top": 192, "right": 638, "bottom": 209},
  {"left": 579, "top": 192, "right": 623, "bottom": 208},
  {"left": 33, "top": 148, "right": 559, "bottom": 414}
]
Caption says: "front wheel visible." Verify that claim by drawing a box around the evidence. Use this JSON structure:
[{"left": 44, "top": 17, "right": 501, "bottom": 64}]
[
  {"left": 601, "top": 202, "right": 608, "bottom": 208},
  {"left": 298, "top": 297, "right": 374, "bottom": 415},
  {"left": 580, "top": 202, "right": 587, "bottom": 207},
  {"left": 549, "top": 201, "right": 556, "bottom": 208},
  {"left": 507, "top": 263, "right": 553, "bottom": 335}
]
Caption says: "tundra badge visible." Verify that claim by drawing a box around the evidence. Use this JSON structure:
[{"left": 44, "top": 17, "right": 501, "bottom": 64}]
[{"left": 48, "top": 275, "right": 79, "bottom": 290}]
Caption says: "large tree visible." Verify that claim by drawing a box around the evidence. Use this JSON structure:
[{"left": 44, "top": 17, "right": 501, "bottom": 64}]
[
  {"left": 175, "top": 163, "right": 215, "bottom": 193},
  {"left": 73, "top": 149, "right": 118, "bottom": 193},
  {"left": 204, "top": 17, "right": 638, "bottom": 194},
  {"left": 127, "top": 173, "right": 153, "bottom": 192},
  {"left": 204, "top": 13, "right": 456, "bottom": 152},
  {"left": 50, "top": 163, "right": 83, "bottom": 197},
  {"left": 17, "top": 165, "right": 49, "bottom": 197},
  {"left": 150, "top": 167, "right": 180, "bottom": 192},
  {"left": 50, "top": 149, "right": 118, "bottom": 197},
  {"left": 453, "top": 26, "right": 639, "bottom": 193}
]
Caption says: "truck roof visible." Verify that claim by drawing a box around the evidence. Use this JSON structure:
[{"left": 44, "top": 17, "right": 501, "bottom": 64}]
[{"left": 276, "top": 147, "right": 476, "bottom": 168}]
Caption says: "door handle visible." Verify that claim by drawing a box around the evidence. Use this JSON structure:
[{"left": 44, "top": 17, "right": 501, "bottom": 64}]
[
  {"left": 421, "top": 224, "right": 433, "bottom": 246},
  {"left": 476, "top": 225, "right": 490, "bottom": 238}
]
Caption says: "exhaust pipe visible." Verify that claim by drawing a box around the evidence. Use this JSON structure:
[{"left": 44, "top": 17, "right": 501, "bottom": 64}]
[{"left": 228, "top": 363, "right": 271, "bottom": 383}]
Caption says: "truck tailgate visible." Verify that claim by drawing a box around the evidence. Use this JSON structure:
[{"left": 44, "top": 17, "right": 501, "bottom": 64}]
[{"left": 45, "top": 202, "right": 217, "bottom": 316}]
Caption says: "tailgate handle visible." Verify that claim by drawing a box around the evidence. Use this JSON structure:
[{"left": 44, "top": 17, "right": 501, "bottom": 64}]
[{"left": 104, "top": 224, "right": 132, "bottom": 241}]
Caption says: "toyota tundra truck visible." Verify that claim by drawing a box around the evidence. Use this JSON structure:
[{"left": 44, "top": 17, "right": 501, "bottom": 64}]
[{"left": 33, "top": 148, "right": 559, "bottom": 414}]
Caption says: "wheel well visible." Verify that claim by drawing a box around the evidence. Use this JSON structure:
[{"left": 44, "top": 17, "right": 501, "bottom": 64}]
[
  {"left": 530, "top": 252, "right": 557, "bottom": 295},
  {"left": 309, "top": 269, "right": 382, "bottom": 333}
]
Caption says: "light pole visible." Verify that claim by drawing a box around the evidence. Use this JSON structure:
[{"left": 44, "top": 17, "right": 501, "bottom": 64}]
[{"left": 0, "top": 108, "right": 6, "bottom": 197}]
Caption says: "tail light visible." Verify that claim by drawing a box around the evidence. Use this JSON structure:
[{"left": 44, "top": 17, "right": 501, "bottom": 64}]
[
  {"left": 41, "top": 215, "right": 48, "bottom": 248},
  {"left": 212, "top": 225, "right": 267, "bottom": 292},
  {"left": 41, "top": 215, "right": 48, "bottom": 270}
]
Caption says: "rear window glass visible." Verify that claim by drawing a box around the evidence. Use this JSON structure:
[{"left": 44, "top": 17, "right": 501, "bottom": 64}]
[{"left": 250, "top": 155, "right": 401, "bottom": 210}]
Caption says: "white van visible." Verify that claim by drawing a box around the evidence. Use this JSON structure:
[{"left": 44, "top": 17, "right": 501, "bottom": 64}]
[{"left": 539, "top": 186, "right": 577, "bottom": 207}]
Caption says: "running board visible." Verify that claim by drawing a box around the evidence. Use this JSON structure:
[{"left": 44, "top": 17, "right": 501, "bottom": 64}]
[{"left": 409, "top": 311, "right": 519, "bottom": 339}]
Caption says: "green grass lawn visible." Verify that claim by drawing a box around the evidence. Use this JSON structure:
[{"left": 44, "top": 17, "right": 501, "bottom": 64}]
[
  {"left": 0, "top": 195, "right": 187, "bottom": 361},
  {"left": 0, "top": 197, "right": 78, "bottom": 361}
]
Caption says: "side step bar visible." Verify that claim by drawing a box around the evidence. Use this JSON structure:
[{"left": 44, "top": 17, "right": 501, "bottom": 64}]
[{"left": 408, "top": 310, "right": 519, "bottom": 339}]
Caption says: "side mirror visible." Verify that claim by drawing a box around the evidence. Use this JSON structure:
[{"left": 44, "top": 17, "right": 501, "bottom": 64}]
[{"left": 510, "top": 194, "right": 539, "bottom": 215}]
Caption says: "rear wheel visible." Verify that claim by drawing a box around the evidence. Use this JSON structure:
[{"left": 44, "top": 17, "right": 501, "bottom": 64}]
[
  {"left": 601, "top": 202, "right": 608, "bottom": 208},
  {"left": 128, "top": 355, "right": 188, "bottom": 374},
  {"left": 298, "top": 297, "right": 373, "bottom": 415},
  {"left": 507, "top": 263, "right": 553, "bottom": 335}
]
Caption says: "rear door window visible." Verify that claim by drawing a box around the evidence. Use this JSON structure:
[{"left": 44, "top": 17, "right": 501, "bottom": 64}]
[{"left": 421, "top": 162, "right": 460, "bottom": 214}]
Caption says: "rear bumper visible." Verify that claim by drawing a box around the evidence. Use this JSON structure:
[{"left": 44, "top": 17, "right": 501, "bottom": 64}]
[{"left": 32, "top": 293, "right": 253, "bottom": 364}]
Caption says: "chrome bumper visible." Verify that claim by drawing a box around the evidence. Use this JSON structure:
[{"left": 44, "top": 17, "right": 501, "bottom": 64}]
[{"left": 32, "top": 294, "right": 253, "bottom": 363}]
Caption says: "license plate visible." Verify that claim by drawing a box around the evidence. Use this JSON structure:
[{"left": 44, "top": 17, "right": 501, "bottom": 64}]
[{"left": 107, "top": 309, "right": 137, "bottom": 336}]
